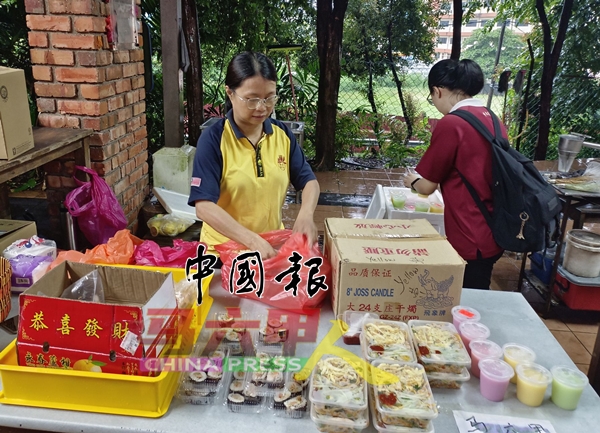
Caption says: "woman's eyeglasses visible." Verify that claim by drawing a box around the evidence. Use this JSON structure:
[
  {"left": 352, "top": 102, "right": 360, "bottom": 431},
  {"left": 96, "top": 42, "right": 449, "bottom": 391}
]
[
  {"left": 427, "top": 93, "right": 434, "bottom": 106},
  {"left": 232, "top": 90, "right": 279, "bottom": 110}
]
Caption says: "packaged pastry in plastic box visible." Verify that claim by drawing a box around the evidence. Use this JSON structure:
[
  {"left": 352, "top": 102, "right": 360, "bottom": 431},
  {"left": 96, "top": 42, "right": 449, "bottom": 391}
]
[
  {"left": 270, "top": 372, "right": 310, "bottom": 419},
  {"left": 371, "top": 360, "right": 437, "bottom": 428},
  {"left": 360, "top": 318, "right": 415, "bottom": 362},
  {"left": 309, "top": 355, "right": 368, "bottom": 422},
  {"left": 408, "top": 320, "right": 471, "bottom": 374},
  {"left": 225, "top": 370, "right": 267, "bottom": 414}
]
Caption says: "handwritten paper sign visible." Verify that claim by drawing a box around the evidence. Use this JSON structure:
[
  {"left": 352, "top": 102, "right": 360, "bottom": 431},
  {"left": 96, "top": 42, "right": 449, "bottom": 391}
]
[{"left": 453, "top": 410, "right": 557, "bottom": 433}]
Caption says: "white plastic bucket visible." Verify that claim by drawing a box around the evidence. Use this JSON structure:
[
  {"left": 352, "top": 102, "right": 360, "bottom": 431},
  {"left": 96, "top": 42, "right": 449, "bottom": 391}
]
[{"left": 563, "top": 230, "right": 600, "bottom": 277}]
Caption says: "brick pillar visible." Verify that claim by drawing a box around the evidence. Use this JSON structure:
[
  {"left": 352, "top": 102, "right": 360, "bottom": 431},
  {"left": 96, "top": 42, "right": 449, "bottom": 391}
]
[{"left": 25, "top": 0, "right": 149, "bottom": 239}]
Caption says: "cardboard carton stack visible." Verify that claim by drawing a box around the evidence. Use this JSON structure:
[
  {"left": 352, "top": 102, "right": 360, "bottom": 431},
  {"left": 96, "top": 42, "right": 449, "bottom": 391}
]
[{"left": 324, "top": 218, "right": 466, "bottom": 321}]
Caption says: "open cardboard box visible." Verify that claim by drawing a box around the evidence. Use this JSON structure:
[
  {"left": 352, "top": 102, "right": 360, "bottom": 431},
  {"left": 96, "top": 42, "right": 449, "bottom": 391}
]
[{"left": 17, "top": 261, "right": 178, "bottom": 376}]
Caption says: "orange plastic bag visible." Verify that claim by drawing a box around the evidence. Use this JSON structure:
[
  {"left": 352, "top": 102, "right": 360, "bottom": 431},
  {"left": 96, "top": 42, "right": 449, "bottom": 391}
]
[
  {"left": 50, "top": 229, "right": 143, "bottom": 270},
  {"left": 215, "top": 229, "right": 331, "bottom": 311}
]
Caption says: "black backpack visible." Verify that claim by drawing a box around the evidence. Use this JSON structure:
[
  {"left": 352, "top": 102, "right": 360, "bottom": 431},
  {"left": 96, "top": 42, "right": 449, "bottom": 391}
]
[{"left": 449, "top": 108, "right": 562, "bottom": 253}]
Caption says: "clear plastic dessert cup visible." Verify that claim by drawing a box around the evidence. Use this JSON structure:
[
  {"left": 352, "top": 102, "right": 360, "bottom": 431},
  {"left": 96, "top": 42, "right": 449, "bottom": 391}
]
[
  {"left": 451, "top": 306, "right": 481, "bottom": 331},
  {"left": 459, "top": 321, "right": 491, "bottom": 355},
  {"left": 478, "top": 358, "right": 514, "bottom": 402},
  {"left": 469, "top": 339, "right": 503, "bottom": 378},
  {"left": 551, "top": 365, "right": 589, "bottom": 410},
  {"left": 503, "top": 343, "right": 536, "bottom": 384},
  {"left": 515, "top": 362, "right": 552, "bottom": 407}
]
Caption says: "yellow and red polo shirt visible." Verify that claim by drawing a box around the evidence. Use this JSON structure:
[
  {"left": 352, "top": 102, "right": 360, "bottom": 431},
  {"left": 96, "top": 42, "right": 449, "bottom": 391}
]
[{"left": 188, "top": 111, "right": 316, "bottom": 256}]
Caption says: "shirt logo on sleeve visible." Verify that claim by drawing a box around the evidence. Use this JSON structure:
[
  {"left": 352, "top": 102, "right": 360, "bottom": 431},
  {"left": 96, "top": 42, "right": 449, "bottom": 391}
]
[
  {"left": 191, "top": 177, "right": 201, "bottom": 187},
  {"left": 277, "top": 155, "right": 287, "bottom": 171}
]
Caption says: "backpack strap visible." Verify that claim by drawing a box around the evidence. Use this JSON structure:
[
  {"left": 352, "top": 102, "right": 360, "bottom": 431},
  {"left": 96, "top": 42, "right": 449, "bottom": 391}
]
[
  {"left": 456, "top": 169, "right": 493, "bottom": 228},
  {"left": 449, "top": 109, "right": 500, "bottom": 230}
]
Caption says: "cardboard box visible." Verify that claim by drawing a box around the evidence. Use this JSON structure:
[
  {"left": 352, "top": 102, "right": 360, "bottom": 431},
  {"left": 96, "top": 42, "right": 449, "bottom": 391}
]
[
  {"left": 0, "top": 220, "right": 37, "bottom": 254},
  {"left": 325, "top": 218, "right": 465, "bottom": 320},
  {"left": 0, "top": 67, "right": 34, "bottom": 160},
  {"left": 383, "top": 187, "right": 446, "bottom": 235},
  {"left": 324, "top": 218, "right": 442, "bottom": 263},
  {"left": 17, "top": 262, "right": 178, "bottom": 376}
]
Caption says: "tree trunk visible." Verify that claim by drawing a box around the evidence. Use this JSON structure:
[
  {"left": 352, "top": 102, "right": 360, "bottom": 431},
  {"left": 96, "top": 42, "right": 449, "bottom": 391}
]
[
  {"left": 315, "top": 0, "right": 349, "bottom": 171},
  {"left": 533, "top": 0, "right": 574, "bottom": 160},
  {"left": 386, "top": 25, "right": 412, "bottom": 146},
  {"left": 182, "top": 0, "right": 204, "bottom": 147},
  {"left": 450, "top": 0, "right": 462, "bottom": 60}
]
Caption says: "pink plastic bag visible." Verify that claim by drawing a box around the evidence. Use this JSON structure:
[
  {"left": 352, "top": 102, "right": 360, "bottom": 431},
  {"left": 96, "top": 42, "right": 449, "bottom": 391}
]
[
  {"left": 64, "top": 166, "right": 127, "bottom": 246},
  {"left": 215, "top": 229, "right": 331, "bottom": 311},
  {"left": 134, "top": 239, "right": 201, "bottom": 268}
]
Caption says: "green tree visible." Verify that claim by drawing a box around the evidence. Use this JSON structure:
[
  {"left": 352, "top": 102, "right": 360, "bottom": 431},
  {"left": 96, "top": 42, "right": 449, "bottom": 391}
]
[
  {"left": 379, "top": 0, "right": 442, "bottom": 144},
  {"left": 343, "top": 0, "right": 387, "bottom": 118},
  {"left": 491, "top": 0, "right": 575, "bottom": 160},
  {"left": 462, "top": 28, "right": 528, "bottom": 78}
]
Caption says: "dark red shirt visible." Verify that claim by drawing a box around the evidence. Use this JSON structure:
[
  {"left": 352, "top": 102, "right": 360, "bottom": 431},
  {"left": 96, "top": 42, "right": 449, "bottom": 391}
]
[{"left": 416, "top": 102, "right": 505, "bottom": 260}]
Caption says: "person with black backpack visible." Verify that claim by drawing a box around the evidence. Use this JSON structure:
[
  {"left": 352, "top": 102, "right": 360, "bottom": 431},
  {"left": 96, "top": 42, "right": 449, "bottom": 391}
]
[{"left": 404, "top": 59, "right": 505, "bottom": 290}]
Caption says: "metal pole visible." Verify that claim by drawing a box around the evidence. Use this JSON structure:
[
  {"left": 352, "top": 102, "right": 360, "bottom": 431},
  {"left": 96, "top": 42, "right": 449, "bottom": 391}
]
[{"left": 487, "top": 20, "right": 507, "bottom": 109}]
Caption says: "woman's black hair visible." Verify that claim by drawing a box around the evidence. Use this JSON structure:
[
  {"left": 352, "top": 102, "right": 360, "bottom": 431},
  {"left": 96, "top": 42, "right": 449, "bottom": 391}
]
[
  {"left": 428, "top": 59, "right": 484, "bottom": 97},
  {"left": 224, "top": 52, "right": 277, "bottom": 113}
]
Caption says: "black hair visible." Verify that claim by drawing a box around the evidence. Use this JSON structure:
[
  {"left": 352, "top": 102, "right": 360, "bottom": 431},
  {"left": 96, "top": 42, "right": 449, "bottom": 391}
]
[
  {"left": 428, "top": 59, "right": 484, "bottom": 97},
  {"left": 224, "top": 52, "right": 277, "bottom": 113}
]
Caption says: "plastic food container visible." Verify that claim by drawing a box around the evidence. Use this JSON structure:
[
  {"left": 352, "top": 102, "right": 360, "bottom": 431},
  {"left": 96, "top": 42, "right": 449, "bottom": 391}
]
[
  {"left": 469, "top": 340, "right": 503, "bottom": 378},
  {"left": 451, "top": 306, "right": 481, "bottom": 331},
  {"left": 270, "top": 371, "right": 310, "bottom": 418},
  {"left": 247, "top": 352, "right": 287, "bottom": 397},
  {"left": 478, "top": 358, "right": 514, "bottom": 402},
  {"left": 369, "top": 388, "right": 435, "bottom": 433},
  {"left": 310, "top": 403, "right": 369, "bottom": 433},
  {"left": 408, "top": 320, "right": 471, "bottom": 374},
  {"left": 458, "top": 322, "right": 491, "bottom": 354},
  {"left": 339, "top": 311, "right": 379, "bottom": 345},
  {"left": 371, "top": 360, "right": 437, "bottom": 428},
  {"left": 551, "top": 365, "right": 589, "bottom": 410},
  {"left": 515, "top": 362, "right": 553, "bottom": 407},
  {"left": 309, "top": 355, "right": 368, "bottom": 421},
  {"left": 225, "top": 370, "right": 268, "bottom": 414},
  {"left": 426, "top": 367, "right": 470, "bottom": 389},
  {"left": 502, "top": 343, "right": 536, "bottom": 384},
  {"left": 361, "top": 318, "right": 415, "bottom": 362}
]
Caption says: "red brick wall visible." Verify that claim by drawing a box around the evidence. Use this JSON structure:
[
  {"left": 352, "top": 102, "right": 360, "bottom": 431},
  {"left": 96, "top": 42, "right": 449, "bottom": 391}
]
[{"left": 25, "top": 0, "right": 148, "bottom": 232}]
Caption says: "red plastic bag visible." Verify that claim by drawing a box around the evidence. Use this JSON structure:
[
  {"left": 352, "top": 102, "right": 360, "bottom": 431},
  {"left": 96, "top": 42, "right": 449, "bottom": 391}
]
[
  {"left": 64, "top": 166, "right": 128, "bottom": 246},
  {"left": 215, "top": 229, "right": 331, "bottom": 311},
  {"left": 134, "top": 239, "right": 201, "bottom": 268}
]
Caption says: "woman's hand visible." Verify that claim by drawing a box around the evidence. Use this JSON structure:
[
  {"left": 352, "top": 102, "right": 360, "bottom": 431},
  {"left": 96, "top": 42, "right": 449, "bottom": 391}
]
[
  {"left": 403, "top": 172, "right": 420, "bottom": 189},
  {"left": 293, "top": 214, "right": 318, "bottom": 246},
  {"left": 247, "top": 234, "right": 278, "bottom": 260}
]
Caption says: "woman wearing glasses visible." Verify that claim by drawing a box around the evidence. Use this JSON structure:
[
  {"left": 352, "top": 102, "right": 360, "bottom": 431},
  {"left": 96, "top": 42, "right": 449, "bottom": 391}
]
[
  {"left": 188, "top": 52, "right": 319, "bottom": 259},
  {"left": 404, "top": 59, "right": 505, "bottom": 289}
]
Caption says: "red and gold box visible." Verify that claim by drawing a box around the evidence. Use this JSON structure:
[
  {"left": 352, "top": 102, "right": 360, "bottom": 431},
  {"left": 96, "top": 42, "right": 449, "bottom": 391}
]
[{"left": 17, "top": 261, "right": 178, "bottom": 376}]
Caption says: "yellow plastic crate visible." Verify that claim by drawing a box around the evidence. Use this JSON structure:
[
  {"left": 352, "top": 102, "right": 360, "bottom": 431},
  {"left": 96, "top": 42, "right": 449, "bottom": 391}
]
[{"left": 0, "top": 267, "right": 213, "bottom": 418}]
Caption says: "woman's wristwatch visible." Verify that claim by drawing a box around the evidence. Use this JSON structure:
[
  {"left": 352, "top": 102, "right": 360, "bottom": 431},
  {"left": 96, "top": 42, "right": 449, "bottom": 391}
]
[{"left": 410, "top": 177, "right": 421, "bottom": 192}]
